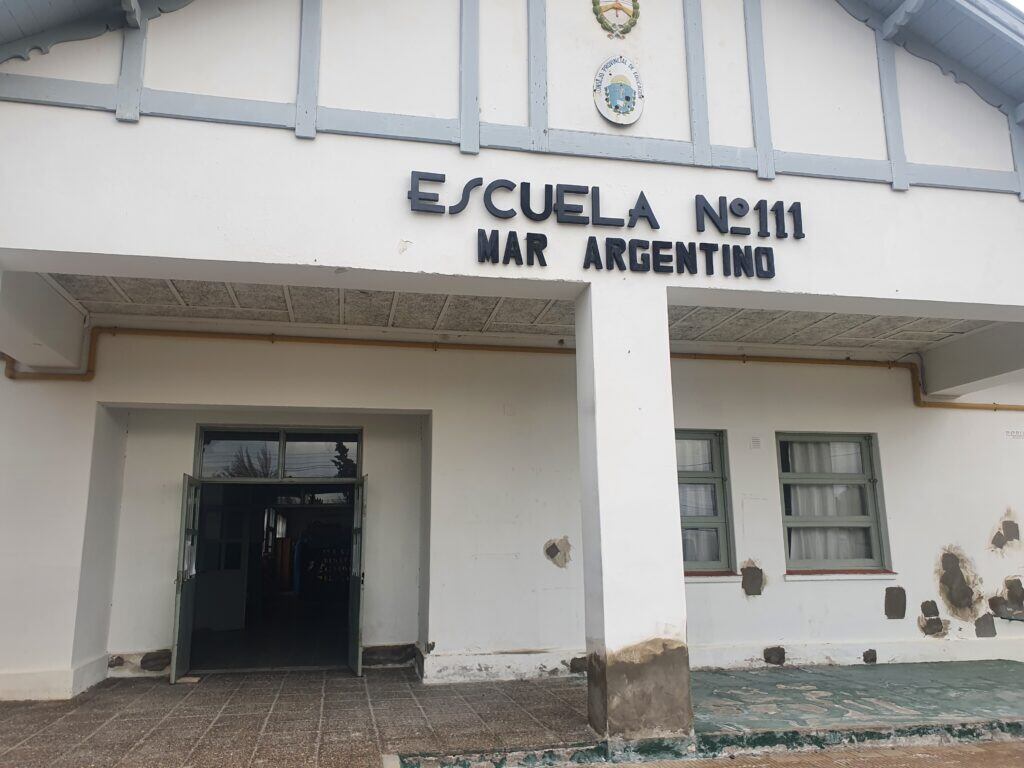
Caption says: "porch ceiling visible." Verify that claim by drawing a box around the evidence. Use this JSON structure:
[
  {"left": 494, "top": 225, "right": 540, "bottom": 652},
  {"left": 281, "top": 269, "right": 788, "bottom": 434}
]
[{"left": 46, "top": 272, "right": 999, "bottom": 359}]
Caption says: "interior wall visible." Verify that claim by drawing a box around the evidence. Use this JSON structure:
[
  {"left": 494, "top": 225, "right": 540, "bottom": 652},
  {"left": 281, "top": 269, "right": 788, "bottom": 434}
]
[{"left": 107, "top": 407, "right": 426, "bottom": 658}]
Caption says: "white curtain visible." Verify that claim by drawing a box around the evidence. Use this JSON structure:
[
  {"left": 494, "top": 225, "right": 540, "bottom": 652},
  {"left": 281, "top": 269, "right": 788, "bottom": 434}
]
[
  {"left": 676, "top": 438, "right": 713, "bottom": 472},
  {"left": 682, "top": 528, "right": 719, "bottom": 563},
  {"left": 786, "top": 441, "right": 870, "bottom": 561}
]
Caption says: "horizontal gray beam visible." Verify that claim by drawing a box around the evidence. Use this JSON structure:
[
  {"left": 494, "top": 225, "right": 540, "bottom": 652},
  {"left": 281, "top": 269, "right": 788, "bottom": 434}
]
[
  {"left": 318, "top": 107, "right": 459, "bottom": 144},
  {"left": 0, "top": 72, "right": 115, "bottom": 110},
  {"left": 0, "top": 72, "right": 1021, "bottom": 199},
  {"left": 774, "top": 151, "right": 892, "bottom": 183},
  {"left": 140, "top": 89, "right": 294, "bottom": 128},
  {"left": 906, "top": 163, "right": 1020, "bottom": 193},
  {"left": 547, "top": 129, "right": 695, "bottom": 165}
]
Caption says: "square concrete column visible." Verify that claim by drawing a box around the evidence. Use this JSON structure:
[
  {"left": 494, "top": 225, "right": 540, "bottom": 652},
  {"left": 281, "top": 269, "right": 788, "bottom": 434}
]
[{"left": 575, "top": 281, "right": 692, "bottom": 740}]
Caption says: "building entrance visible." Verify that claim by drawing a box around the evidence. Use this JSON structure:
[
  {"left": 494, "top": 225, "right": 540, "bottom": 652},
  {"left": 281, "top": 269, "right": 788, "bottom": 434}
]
[{"left": 170, "top": 428, "right": 366, "bottom": 681}]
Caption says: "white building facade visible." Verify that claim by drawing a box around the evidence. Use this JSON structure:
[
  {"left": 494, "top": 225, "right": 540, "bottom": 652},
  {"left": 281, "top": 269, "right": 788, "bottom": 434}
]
[{"left": 1, "top": 0, "right": 1024, "bottom": 741}]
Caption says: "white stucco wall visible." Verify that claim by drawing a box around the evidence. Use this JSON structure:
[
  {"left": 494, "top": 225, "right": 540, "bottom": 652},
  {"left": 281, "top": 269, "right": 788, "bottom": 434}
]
[
  {"left": 763, "top": 0, "right": 887, "bottom": 159},
  {"left": 480, "top": 0, "right": 528, "bottom": 127},
  {"left": 896, "top": 46, "right": 1016, "bottom": 172},
  {"left": 145, "top": 0, "right": 301, "bottom": 104},
  {"left": 2, "top": 333, "right": 1023, "bottom": 698},
  {"left": 320, "top": 0, "right": 460, "bottom": 118},
  {"left": 702, "top": 0, "right": 753, "bottom": 150}
]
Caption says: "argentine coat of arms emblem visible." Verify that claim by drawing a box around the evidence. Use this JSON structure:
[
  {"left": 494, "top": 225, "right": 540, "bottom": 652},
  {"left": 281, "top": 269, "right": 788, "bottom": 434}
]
[
  {"left": 592, "top": 0, "right": 639, "bottom": 39},
  {"left": 593, "top": 56, "right": 644, "bottom": 126}
]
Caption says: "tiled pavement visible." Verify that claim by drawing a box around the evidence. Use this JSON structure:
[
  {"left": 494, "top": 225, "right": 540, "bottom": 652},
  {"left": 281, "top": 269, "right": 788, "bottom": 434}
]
[
  {"left": 0, "top": 668, "right": 596, "bottom": 768},
  {"left": 2, "top": 661, "right": 1023, "bottom": 767}
]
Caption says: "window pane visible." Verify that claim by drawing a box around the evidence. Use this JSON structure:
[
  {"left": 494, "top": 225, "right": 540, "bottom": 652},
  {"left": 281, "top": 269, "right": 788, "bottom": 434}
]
[
  {"left": 784, "top": 485, "right": 867, "bottom": 517},
  {"left": 682, "top": 528, "right": 720, "bottom": 563},
  {"left": 201, "top": 431, "right": 279, "bottom": 478},
  {"left": 781, "top": 440, "right": 862, "bottom": 474},
  {"left": 274, "top": 484, "right": 354, "bottom": 506},
  {"left": 679, "top": 483, "right": 718, "bottom": 517},
  {"left": 788, "top": 527, "right": 872, "bottom": 561},
  {"left": 676, "top": 438, "right": 713, "bottom": 472},
  {"left": 284, "top": 433, "right": 359, "bottom": 478}
]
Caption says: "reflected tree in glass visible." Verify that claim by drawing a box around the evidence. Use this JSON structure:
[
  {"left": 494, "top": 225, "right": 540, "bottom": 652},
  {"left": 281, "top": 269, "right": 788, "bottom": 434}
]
[
  {"left": 222, "top": 444, "right": 276, "bottom": 478},
  {"left": 332, "top": 442, "right": 357, "bottom": 478}
]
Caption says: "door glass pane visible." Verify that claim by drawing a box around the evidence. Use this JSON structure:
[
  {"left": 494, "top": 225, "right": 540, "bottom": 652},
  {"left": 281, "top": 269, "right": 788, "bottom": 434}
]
[
  {"left": 788, "top": 527, "right": 872, "bottom": 561},
  {"left": 676, "top": 438, "right": 713, "bottom": 472},
  {"left": 678, "top": 483, "right": 717, "bottom": 517},
  {"left": 682, "top": 528, "right": 720, "bottom": 563},
  {"left": 784, "top": 484, "right": 866, "bottom": 517},
  {"left": 781, "top": 440, "right": 862, "bottom": 474},
  {"left": 284, "top": 433, "right": 359, "bottom": 478},
  {"left": 201, "top": 431, "right": 279, "bottom": 478}
]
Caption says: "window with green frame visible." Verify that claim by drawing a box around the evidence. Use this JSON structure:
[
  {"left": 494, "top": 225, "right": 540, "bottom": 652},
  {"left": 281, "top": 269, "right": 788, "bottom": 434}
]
[
  {"left": 777, "top": 433, "right": 890, "bottom": 572},
  {"left": 676, "top": 430, "right": 733, "bottom": 573}
]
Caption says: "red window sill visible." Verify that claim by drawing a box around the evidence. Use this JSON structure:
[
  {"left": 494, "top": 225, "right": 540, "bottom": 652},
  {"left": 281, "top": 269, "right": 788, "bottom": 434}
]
[{"left": 786, "top": 569, "right": 895, "bottom": 576}]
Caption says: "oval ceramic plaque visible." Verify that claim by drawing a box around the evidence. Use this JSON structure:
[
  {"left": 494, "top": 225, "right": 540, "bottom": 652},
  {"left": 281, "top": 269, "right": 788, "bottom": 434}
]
[{"left": 593, "top": 55, "right": 644, "bottom": 126}]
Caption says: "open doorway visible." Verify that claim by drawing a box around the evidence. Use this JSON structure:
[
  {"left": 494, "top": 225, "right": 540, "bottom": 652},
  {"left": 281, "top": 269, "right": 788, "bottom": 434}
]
[{"left": 170, "top": 428, "right": 366, "bottom": 680}]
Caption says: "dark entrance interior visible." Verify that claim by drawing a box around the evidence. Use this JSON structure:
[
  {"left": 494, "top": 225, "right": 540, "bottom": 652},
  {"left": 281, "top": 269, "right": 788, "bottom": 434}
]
[{"left": 189, "top": 481, "right": 356, "bottom": 671}]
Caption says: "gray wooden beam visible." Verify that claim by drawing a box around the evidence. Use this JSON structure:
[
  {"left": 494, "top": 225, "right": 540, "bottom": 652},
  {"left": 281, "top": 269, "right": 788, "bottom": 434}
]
[
  {"left": 459, "top": 0, "right": 480, "bottom": 154},
  {"left": 1014, "top": 102, "right": 1024, "bottom": 126},
  {"left": 115, "top": 15, "right": 146, "bottom": 123},
  {"left": 742, "top": 0, "right": 774, "bottom": 179},
  {"left": 318, "top": 107, "right": 459, "bottom": 145},
  {"left": 527, "top": 0, "right": 548, "bottom": 151},
  {"left": 682, "top": 0, "right": 711, "bottom": 167},
  {"left": 906, "top": 163, "right": 1019, "bottom": 193},
  {"left": 0, "top": 72, "right": 116, "bottom": 111},
  {"left": 141, "top": 89, "right": 295, "bottom": 129},
  {"left": 881, "top": 0, "right": 926, "bottom": 41},
  {"left": 295, "top": 0, "right": 322, "bottom": 139},
  {"left": 874, "top": 31, "right": 909, "bottom": 191}
]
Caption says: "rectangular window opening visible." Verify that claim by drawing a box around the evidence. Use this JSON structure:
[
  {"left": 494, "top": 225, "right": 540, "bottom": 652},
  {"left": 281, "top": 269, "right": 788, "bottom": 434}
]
[
  {"left": 777, "top": 433, "right": 889, "bottom": 572},
  {"left": 677, "top": 430, "right": 733, "bottom": 574}
]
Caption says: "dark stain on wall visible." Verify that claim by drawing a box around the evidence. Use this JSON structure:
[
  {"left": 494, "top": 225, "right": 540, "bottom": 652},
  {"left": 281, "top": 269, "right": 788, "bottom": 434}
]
[
  {"left": 991, "top": 510, "right": 1020, "bottom": 551},
  {"left": 974, "top": 614, "right": 997, "bottom": 638},
  {"left": 740, "top": 563, "right": 765, "bottom": 596},
  {"left": 918, "top": 601, "right": 949, "bottom": 637},
  {"left": 543, "top": 536, "right": 572, "bottom": 568},
  {"left": 990, "top": 578, "right": 1024, "bottom": 621},
  {"left": 568, "top": 656, "right": 587, "bottom": 674},
  {"left": 936, "top": 548, "right": 982, "bottom": 621},
  {"left": 588, "top": 639, "right": 692, "bottom": 738},
  {"left": 863, "top": 649, "right": 877, "bottom": 664},
  {"left": 763, "top": 646, "right": 786, "bottom": 666},
  {"left": 107, "top": 655, "right": 124, "bottom": 669},
  {"left": 884, "top": 586, "right": 907, "bottom": 619}
]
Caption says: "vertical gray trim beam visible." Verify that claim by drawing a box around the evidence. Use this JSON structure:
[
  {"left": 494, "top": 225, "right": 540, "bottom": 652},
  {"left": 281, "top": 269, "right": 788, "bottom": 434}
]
[
  {"left": 881, "top": 0, "right": 926, "bottom": 41},
  {"left": 1014, "top": 103, "right": 1024, "bottom": 127},
  {"left": 295, "top": 0, "right": 322, "bottom": 139},
  {"left": 742, "top": 0, "right": 774, "bottom": 179},
  {"left": 875, "top": 32, "right": 909, "bottom": 191},
  {"left": 115, "top": 15, "right": 146, "bottom": 123},
  {"left": 459, "top": 0, "right": 480, "bottom": 155},
  {"left": 683, "top": 0, "right": 711, "bottom": 167},
  {"left": 1009, "top": 112, "right": 1024, "bottom": 202},
  {"left": 527, "top": 0, "right": 548, "bottom": 151}
]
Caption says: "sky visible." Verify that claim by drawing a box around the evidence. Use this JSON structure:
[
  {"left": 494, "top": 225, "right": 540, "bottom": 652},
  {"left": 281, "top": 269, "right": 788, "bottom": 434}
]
[{"left": 1007, "top": 0, "right": 1024, "bottom": 13}]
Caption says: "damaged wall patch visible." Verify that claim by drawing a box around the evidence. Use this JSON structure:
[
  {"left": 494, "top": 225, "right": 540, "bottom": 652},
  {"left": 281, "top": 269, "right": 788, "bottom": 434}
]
[
  {"left": 543, "top": 536, "right": 572, "bottom": 568},
  {"left": 936, "top": 547, "right": 983, "bottom": 621}
]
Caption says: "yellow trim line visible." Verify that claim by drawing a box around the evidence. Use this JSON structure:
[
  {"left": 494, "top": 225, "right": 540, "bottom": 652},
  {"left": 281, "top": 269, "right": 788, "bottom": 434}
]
[{"left": 2, "top": 326, "right": 1023, "bottom": 413}]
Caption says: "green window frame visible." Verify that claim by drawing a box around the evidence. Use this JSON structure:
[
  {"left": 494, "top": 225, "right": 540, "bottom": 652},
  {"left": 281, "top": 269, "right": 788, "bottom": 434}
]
[
  {"left": 776, "top": 432, "right": 891, "bottom": 572},
  {"left": 676, "top": 430, "right": 734, "bottom": 573}
]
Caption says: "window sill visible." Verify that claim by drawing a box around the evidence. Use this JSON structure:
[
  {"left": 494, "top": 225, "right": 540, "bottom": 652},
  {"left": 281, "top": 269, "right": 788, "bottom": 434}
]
[
  {"left": 685, "top": 572, "right": 742, "bottom": 583},
  {"left": 784, "top": 570, "right": 897, "bottom": 582}
]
